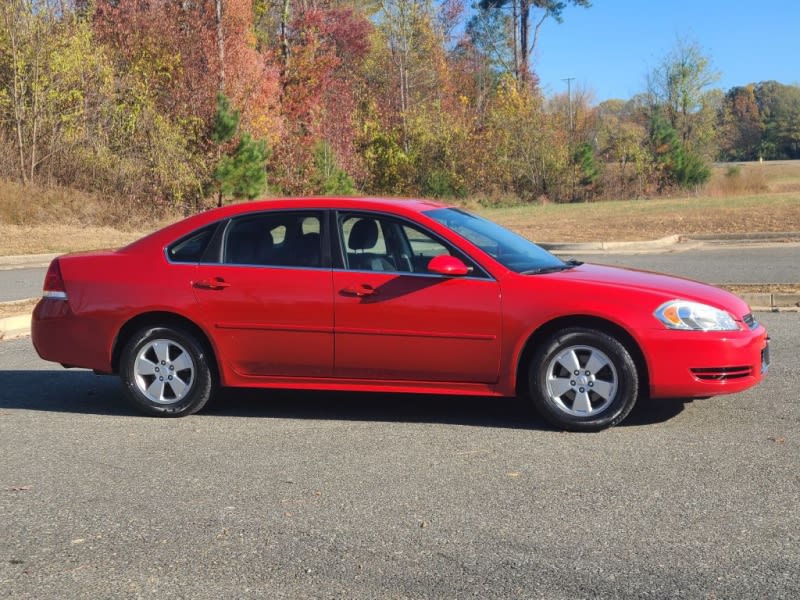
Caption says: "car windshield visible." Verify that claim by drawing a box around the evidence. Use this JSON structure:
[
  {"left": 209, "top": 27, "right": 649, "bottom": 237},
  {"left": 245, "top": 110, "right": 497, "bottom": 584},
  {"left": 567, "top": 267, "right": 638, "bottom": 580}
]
[{"left": 424, "top": 207, "right": 568, "bottom": 274}]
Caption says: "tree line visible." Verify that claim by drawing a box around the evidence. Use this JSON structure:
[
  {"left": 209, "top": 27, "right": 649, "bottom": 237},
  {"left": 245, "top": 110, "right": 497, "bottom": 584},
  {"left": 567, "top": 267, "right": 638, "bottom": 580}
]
[{"left": 1, "top": 0, "right": 799, "bottom": 210}]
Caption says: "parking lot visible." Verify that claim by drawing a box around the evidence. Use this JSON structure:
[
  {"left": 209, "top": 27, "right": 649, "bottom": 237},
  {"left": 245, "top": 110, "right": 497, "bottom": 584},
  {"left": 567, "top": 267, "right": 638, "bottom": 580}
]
[{"left": 1, "top": 311, "right": 798, "bottom": 599}]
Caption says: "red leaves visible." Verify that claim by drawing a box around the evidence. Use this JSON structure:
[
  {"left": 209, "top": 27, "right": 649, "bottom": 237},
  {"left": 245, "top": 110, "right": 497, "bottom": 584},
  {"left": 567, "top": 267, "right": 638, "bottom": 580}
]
[
  {"left": 94, "top": 0, "right": 280, "bottom": 135},
  {"left": 271, "top": 4, "right": 373, "bottom": 193}
]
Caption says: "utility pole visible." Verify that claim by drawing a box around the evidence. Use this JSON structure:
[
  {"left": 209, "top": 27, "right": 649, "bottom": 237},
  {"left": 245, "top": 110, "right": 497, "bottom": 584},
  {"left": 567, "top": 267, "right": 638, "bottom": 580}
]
[
  {"left": 562, "top": 77, "right": 575, "bottom": 134},
  {"left": 563, "top": 77, "right": 576, "bottom": 201}
]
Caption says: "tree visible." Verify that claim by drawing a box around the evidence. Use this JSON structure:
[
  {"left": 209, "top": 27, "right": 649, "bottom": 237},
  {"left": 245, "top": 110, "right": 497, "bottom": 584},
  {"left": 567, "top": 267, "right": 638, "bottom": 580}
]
[
  {"left": 376, "top": 0, "right": 450, "bottom": 149},
  {"left": 649, "top": 111, "right": 709, "bottom": 191},
  {"left": 1, "top": 0, "right": 101, "bottom": 184},
  {"left": 266, "top": 3, "right": 372, "bottom": 193},
  {"left": 646, "top": 37, "right": 720, "bottom": 155},
  {"left": 214, "top": 133, "right": 269, "bottom": 201},
  {"left": 211, "top": 93, "right": 269, "bottom": 204},
  {"left": 572, "top": 141, "right": 599, "bottom": 190},
  {"left": 717, "top": 85, "right": 763, "bottom": 160},
  {"left": 479, "top": 76, "right": 570, "bottom": 201},
  {"left": 595, "top": 100, "right": 650, "bottom": 198},
  {"left": 464, "top": 4, "right": 515, "bottom": 77},
  {"left": 312, "top": 140, "right": 356, "bottom": 195},
  {"left": 755, "top": 81, "right": 800, "bottom": 160},
  {"left": 472, "top": 0, "right": 590, "bottom": 83}
]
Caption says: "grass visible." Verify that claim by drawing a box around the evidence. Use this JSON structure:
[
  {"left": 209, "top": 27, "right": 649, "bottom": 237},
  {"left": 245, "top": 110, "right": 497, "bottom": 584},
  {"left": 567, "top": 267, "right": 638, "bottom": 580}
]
[
  {"left": 1, "top": 161, "right": 800, "bottom": 255},
  {"left": 0, "top": 298, "right": 37, "bottom": 318},
  {"left": 0, "top": 178, "right": 178, "bottom": 255},
  {"left": 483, "top": 192, "right": 800, "bottom": 242}
]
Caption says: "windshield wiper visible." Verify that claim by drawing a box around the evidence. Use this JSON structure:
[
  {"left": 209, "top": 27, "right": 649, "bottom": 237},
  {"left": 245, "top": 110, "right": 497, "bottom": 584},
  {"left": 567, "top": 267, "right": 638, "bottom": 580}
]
[{"left": 520, "top": 259, "right": 583, "bottom": 275}]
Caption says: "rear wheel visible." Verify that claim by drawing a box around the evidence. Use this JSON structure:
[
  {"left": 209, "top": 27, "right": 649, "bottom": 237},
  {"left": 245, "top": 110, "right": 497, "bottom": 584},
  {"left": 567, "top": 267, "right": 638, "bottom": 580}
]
[
  {"left": 120, "top": 326, "right": 214, "bottom": 417},
  {"left": 528, "top": 328, "right": 639, "bottom": 431}
]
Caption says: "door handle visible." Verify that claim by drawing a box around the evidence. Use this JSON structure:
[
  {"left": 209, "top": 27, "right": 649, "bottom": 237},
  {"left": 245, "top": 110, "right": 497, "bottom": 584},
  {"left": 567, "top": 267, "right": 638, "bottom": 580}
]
[
  {"left": 193, "top": 277, "right": 231, "bottom": 290},
  {"left": 341, "top": 284, "right": 377, "bottom": 297}
]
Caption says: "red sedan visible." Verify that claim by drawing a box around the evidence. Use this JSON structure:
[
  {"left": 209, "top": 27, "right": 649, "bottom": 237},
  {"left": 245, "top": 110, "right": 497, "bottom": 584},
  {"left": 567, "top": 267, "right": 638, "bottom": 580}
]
[{"left": 31, "top": 198, "right": 769, "bottom": 431}]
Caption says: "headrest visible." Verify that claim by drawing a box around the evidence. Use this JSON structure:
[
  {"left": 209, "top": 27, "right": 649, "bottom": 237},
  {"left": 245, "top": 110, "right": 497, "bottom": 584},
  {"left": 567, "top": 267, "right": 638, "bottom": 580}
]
[{"left": 348, "top": 219, "right": 379, "bottom": 251}]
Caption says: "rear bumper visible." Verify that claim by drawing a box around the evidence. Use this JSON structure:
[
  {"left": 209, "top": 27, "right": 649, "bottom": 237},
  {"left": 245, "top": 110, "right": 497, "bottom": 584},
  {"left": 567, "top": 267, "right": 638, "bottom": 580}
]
[
  {"left": 31, "top": 299, "right": 114, "bottom": 373},
  {"left": 646, "top": 324, "right": 768, "bottom": 399}
]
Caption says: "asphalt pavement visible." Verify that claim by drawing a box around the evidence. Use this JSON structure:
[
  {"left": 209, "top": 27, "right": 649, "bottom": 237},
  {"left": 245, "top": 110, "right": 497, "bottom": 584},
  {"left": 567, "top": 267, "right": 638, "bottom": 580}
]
[
  {"left": 0, "top": 267, "right": 47, "bottom": 302},
  {"left": 1, "top": 311, "right": 798, "bottom": 599},
  {"left": 2, "top": 239, "right": 798, "bottom": 597},
  {"left": 561, "top": 244, "right": 800, "bottom": 284}
]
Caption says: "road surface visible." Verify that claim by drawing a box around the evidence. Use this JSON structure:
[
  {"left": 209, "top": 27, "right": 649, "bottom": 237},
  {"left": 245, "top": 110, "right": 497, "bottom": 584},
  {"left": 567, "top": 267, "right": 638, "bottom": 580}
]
[{"left": 0, "top": 312, "right": 797, "bottom": 599}]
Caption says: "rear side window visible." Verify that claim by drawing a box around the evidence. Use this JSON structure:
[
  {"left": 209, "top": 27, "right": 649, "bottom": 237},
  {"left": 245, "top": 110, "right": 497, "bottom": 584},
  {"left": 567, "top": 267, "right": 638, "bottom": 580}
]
[
  {"left": 168, "top": 225, "right": 217, "bottom": 263},
  {"left": 224, "top": 211, "right": 324, "bottom": 268}
]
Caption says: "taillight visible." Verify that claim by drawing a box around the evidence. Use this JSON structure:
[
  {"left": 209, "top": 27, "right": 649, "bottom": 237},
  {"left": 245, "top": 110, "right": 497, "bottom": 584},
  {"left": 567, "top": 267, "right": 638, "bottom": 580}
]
[{"left": 42, "top": 259, "right": 68, "bottom": 300}]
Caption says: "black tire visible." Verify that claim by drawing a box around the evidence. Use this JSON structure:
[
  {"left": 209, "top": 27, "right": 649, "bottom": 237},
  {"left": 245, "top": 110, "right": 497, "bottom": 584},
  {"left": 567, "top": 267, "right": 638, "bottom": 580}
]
[
  {"left": 120, "top": 326, "right": 214, "bottom": 417},
  {"left": 528, "top": 328, "right": 639, "bottom": 431}
]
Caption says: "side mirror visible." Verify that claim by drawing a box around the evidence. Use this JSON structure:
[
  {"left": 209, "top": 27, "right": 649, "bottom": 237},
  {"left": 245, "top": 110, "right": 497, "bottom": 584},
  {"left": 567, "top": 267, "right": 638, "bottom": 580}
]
[{"left": 427, "top": 255, "right": 469, "bottom": 277}]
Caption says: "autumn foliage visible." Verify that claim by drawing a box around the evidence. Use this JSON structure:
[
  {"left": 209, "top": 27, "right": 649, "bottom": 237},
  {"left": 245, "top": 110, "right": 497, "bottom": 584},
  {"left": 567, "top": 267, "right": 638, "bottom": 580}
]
[{"left": 1, "top": 0, "right": 799, "bottom": 210}]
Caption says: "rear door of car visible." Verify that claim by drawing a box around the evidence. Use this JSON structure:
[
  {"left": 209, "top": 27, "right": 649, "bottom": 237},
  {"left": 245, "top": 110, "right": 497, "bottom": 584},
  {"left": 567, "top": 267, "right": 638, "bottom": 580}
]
[
  {"left": 332, "top": 211, "right": 502, "bottom": 383},
  {"left": 190, "top": 210, "right": 334, "bottom": 378}
]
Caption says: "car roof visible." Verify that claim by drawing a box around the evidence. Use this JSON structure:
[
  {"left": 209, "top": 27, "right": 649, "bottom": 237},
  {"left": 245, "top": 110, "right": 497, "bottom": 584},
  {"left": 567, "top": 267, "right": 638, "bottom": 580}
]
[{"left": 216, "top": 196, "right": 449, "bottom": 216}]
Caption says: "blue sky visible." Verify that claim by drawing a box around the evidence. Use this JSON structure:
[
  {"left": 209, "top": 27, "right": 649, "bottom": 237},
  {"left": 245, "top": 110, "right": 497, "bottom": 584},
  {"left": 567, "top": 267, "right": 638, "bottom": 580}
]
[{"left": 532, "top": 0, "right": 800, "bottom": 102}]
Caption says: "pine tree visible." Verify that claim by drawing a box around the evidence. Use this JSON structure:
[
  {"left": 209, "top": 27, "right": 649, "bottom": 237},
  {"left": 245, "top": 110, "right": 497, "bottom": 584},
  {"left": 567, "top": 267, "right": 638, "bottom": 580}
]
[
  {"left": 214, "top": 134, "right": 270, "bottom": 199},
  {"left": 312, "top": 140, "right": 355, "bottom": 196},
  {"left": 211, "top": 93, "right": 269, "bottom": 205},
  {"left": 211, "top": 93, "right": 239, "bottom": 145},
  {"left": 649, "top": 112, "right": 709, "bottom": 191}
]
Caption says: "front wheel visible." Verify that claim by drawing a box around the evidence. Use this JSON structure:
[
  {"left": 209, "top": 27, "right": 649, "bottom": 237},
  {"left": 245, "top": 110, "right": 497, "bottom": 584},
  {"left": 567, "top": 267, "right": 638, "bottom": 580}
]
[
  {"left": 120, "top": 326, "right": 214, "bottom": 417},
  {"left": 528, "top": 328, "right": 639, "bottom": 431}
]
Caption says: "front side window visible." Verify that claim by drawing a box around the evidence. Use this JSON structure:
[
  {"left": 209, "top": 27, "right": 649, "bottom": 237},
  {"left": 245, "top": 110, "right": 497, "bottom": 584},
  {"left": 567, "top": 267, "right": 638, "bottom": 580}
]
[
  {"left": 338, "top": 213, "right": 481, "bottom": 276},
  {"left": 224, "top": 212, "right": 323, "bottom": 268}
]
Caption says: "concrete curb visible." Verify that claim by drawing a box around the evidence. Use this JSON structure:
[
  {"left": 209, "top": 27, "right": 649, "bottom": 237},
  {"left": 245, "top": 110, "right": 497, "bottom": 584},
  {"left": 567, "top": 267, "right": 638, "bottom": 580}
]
[
  {"left": 682, "top": 231, "right": 800, "bottom": 243},
  {"left": 738, "top": 293, "right": 800, "bottom": 311},
  {"left": 542, "top": 232, "right": 800, "bottom": 255},
  {"left": 0, "top": 313, "right": 32, "bottom": 341},
  {"left": 0, "top": 253, "right": 59, "bottom": 270},
  {"left": 540, "top": 235, "right": 682, "bottom": 254}
]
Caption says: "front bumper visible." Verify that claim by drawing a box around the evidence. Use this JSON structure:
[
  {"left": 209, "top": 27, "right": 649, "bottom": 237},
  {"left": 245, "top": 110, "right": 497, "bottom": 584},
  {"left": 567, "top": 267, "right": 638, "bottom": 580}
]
[{"left": 645, "top": 324, "right": 768, "bottom": 399}]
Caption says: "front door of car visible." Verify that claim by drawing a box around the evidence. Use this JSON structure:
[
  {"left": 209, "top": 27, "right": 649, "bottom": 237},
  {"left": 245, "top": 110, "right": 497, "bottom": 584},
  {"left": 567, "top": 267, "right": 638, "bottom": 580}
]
[
  {"left": 333, "top": 213, "right": 502, "bottom": 383},
  {"left": 192, "top": 211, "right": 334, "bottom": 378}
]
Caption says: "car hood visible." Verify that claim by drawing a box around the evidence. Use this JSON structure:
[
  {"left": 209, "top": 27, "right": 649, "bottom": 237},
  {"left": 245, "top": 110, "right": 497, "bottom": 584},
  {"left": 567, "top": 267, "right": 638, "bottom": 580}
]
[{"left": 545, "top": 263, "right": 751, "bottom": 315}]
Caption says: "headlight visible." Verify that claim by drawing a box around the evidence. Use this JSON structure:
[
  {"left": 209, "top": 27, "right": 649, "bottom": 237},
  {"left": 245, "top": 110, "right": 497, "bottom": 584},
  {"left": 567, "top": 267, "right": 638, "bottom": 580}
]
[{"left": 654, "top": 300, "right": 740, "bottom": 331}]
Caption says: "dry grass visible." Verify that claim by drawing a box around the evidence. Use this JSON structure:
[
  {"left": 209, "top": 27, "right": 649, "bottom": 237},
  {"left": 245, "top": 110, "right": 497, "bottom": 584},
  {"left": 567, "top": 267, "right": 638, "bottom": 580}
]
[
  {"left": 0, "top": 178, "right": 182, "bottom": 255},
  {"left": 0, "top": 178, "right": 179, "bottom": 229},
  {"left": 0, "top": 224, "right": 147, "bottom": 255},
  {"left": 484, "top": 192, "right": 800, "bottom": 242},
  {"left": 476, "top": 161, "right": 800, "bottom": 242},
  {"left": 0, "top": 298, "right": 38, "bottom": 318},
  {"left": 705, "top": 160, "right": 800, "bottom": 196},
  {"left": 723, "top": 284, "right": 800, "bottom": 295},
  {"left": 1, "top": 161, "right": 800, "bottom": 254}
]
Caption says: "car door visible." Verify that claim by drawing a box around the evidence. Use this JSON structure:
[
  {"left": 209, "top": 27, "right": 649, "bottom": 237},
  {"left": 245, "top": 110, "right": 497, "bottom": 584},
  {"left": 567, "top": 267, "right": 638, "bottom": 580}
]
[
  {"left": 333, "top": 212, "right": 502, "bottom": 383},
  {"left": 191, "top": 210, "right": 334, "bottom": 378}
]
